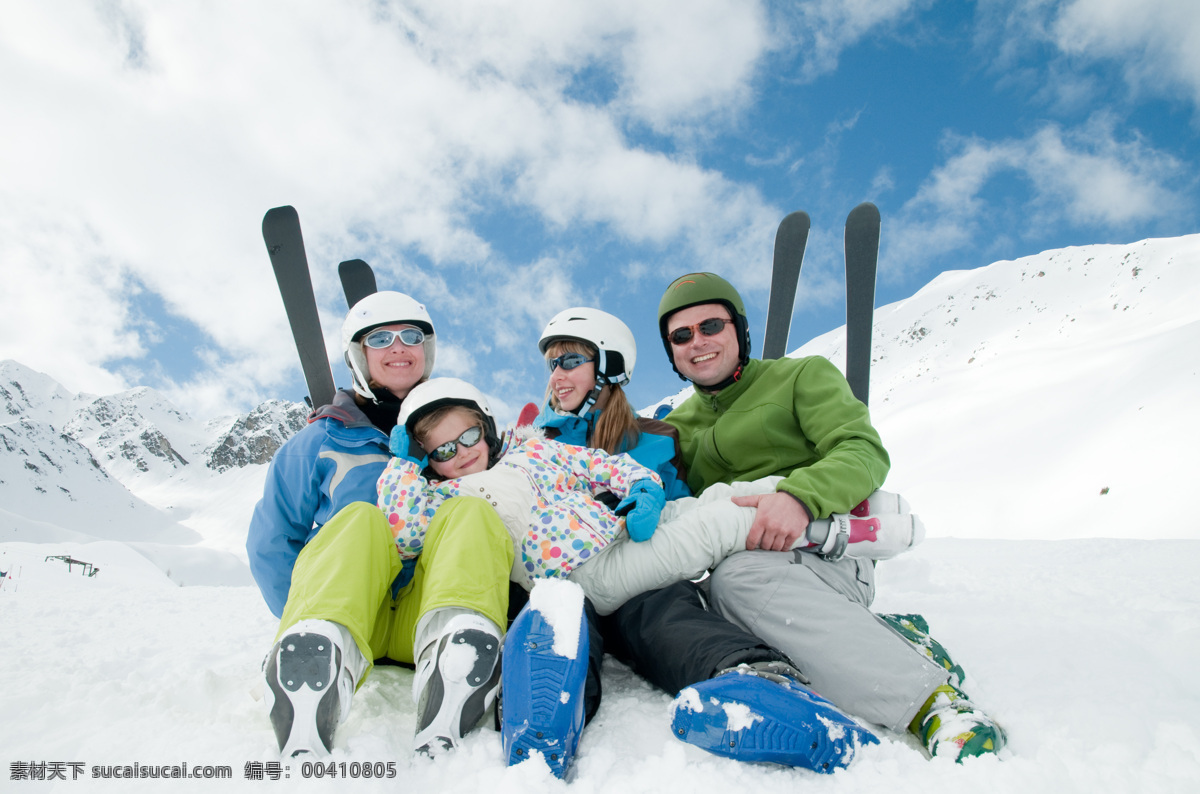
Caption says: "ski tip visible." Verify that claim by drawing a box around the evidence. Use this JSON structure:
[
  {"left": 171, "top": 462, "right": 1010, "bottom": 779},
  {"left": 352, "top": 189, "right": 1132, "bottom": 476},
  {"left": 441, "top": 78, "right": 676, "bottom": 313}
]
[
  {"left": 517, "top": 402, "right": 540, "bottom": 427},
  {"left": 776, "top": 211, "right": 811, "bottom": 239},
  {"left": 846, "top": 202, "right": 880, "bottom": 224},
  {"left": 262, "top": 206, "right": 301, "bottom": 241},
  {"left": 264, "top": 205, "right": 298, "bottom": 221},
  {"left": 652, "top": 403, "right": 672, "bottom": 421}
]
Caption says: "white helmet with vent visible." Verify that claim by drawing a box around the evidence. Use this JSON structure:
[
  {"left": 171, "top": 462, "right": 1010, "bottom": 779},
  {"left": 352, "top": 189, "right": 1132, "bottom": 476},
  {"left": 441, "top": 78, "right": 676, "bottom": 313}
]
[{"left": 538, "top": 307, "right": 636, "bottom": 386}]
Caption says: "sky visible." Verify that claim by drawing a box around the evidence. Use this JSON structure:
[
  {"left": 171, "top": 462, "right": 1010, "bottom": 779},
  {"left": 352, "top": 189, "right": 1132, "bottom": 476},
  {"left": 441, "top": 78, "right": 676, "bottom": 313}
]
[{"left": 2, "top": 0, "right": 1197, "bottom": 422}]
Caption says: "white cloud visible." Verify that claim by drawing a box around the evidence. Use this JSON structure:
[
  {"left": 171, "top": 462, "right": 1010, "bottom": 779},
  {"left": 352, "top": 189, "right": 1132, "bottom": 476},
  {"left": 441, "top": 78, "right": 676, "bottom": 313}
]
[
  {"left": 7, "top": 1, "right": 1189, "bottom": 418},
  {"left": 781, "top": 0, "right": 929, "bottom": 80},
  {"left": 1053, "top": 0, "right": 1200, "bottom": 108},
  {"left": 389, "top": 0, "right": 769, "bottom": 131},
  {"left": 974, "top": 0, "right": 1200, "bottom": 113},
  {"left": 0, "top": 201, "right": 140, "bottom": 396},
  {"left": 888, "top": 117, "right": 1185, "bottom": 272},
  {"left": 610, "top": 0, "right": 768, "bottom": 130},
  {"left": 1022, "top": 121, "right": 1181, "bottom": 225},
  {"left": 0, "top": 1, "right": 787, "bottom": 415}
]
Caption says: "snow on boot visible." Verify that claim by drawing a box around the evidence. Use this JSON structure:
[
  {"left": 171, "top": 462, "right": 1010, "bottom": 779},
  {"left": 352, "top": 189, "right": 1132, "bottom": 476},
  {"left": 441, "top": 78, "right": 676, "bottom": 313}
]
[
  {"left": 502, "top": 579, "right": 588, "bottom": 779},
  {"left": 803, "top": 505, "right": 925, "bottom": 561},
  {"left": 264, "top": 620, "right": 364, "bottom": 758},
  {"left": 412, "top": 612, "right": 502, "bottom": 756},
  {"left": 910, "top": 683, "right": 1006, "bottom": 763},
  {"left": 670, "top": 666, "right": 878, "bottom": 773},
  {"left": 880, "top": 613, "right": 967, "bottom": 688}
]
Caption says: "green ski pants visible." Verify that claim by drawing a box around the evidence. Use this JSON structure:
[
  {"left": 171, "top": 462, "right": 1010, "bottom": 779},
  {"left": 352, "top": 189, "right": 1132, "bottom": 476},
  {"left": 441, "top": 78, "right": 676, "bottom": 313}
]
[{"left": 275, "top": 497, "right": 512, "bottom": 678}]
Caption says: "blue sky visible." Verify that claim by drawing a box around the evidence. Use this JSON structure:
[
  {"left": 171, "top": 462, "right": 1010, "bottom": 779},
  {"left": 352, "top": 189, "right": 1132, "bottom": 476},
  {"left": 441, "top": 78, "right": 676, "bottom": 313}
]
[{"left": 1, "top": 1, "right": 1196, "bottom": 421}]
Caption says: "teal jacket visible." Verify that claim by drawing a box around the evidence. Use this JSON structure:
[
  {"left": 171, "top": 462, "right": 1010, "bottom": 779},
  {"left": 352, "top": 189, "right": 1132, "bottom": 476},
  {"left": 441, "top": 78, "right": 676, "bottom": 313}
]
[
  {"left": 535, "top": 400, "right": 692, "bottom": 502},
  {"left": 665, "top": 356, "right": 889, "bottom": 519}
]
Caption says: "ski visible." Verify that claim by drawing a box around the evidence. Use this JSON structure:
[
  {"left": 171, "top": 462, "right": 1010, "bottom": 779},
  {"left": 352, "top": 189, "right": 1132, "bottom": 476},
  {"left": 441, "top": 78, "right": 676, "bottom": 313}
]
[
  {"left": 338, "top": 259, "right": 378, "bottom": 309},
  {"left": 762, "top": 211, "right": 810, "bottom": 360},
  {"left": 262, "top": 206, "right": 336, "bottom": 410},
  {"left": 844, "top": 202, "right": 880, "bottom": 405}
]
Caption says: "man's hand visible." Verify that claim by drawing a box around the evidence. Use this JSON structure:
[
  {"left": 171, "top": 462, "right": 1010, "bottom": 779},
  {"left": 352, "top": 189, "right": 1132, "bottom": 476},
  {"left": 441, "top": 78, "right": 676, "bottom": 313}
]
[{"left": 732, "top": 491, "right": 811, "bottom": 551}]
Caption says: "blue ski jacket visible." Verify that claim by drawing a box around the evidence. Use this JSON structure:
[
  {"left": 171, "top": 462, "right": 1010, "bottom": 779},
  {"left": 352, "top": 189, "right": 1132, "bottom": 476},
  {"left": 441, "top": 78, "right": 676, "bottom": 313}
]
[
  {"left": 535, "top": 400, "right": 692, "bottom": 502},
  {"left": 247, "top": 389, "right": 405, "bottom": 617}
]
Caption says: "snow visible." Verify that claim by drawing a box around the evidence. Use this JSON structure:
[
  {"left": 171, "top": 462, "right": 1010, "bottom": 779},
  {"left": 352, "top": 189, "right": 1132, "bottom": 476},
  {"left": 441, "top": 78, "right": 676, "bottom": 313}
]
[
  {"left": 528, "top": 578, "right": 585, "bottom": 660},
  {"left": 717, "top": 701, "right": 762, "bottom": 733},
  {"left": 4, "top": 235, "right": 1200, "bottom": 791},
  {"left": 6, "top": 537, "right": 1198, "bottom": 791}
]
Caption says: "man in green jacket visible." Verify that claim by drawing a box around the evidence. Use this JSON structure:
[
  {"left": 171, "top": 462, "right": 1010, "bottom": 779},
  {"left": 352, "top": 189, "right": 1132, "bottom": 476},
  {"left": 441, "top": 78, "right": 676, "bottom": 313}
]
[{"left": 658, "top": 272, "right": 1005, "bottom": 762}]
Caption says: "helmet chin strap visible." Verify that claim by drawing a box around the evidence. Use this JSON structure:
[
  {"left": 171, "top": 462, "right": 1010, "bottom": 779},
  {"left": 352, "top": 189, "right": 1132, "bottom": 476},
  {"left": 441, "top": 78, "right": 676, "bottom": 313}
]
[
  {"left": 568, "top": 348, "right": 611, "bottom": 418},
  {"left": 572, "top": 383, "right": 604, "bottom": 417}
]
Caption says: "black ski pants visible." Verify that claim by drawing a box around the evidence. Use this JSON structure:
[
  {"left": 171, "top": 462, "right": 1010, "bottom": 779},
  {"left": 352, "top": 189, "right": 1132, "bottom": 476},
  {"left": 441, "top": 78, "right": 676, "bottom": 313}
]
[{"left": 509, "top": 580, "right": 791, "bottom": 724}]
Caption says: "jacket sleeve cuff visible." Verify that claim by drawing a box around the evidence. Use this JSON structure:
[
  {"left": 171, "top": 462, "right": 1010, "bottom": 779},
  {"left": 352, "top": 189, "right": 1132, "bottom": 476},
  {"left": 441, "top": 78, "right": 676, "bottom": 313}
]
[{"left": 776, "top": 487, "right": 814, "bottom": 524}]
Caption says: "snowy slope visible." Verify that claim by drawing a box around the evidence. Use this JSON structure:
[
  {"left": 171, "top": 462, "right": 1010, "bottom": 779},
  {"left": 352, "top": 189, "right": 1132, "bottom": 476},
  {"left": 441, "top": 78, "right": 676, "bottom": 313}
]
[
  {"left": 3, "top": 234, "right": 1199, "bottom": 791},
  {"left": 654, "top": 234, "right": 1200, "bottom": 542},
  {"left": 3, "top": 537, "right": 1197, "bottom": 792},
  {"left": 851, "top": 235, "right": 1199, "bottom": 542}
]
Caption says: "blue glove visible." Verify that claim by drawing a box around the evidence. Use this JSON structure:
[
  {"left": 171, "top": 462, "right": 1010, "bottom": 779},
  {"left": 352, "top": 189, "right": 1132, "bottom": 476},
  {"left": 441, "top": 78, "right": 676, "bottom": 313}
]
[
  {"left": 616, "top": 479, "right": 666, "bottom": 542},
  {"left": 389, "top": 425, "right": 428, "bottom": 468}
]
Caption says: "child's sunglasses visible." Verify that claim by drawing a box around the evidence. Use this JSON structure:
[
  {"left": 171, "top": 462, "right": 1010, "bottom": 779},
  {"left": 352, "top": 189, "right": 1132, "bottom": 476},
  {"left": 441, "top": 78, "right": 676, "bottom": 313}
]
[{"left": 428, "top": 425, "right": 485, "bottom": 463}]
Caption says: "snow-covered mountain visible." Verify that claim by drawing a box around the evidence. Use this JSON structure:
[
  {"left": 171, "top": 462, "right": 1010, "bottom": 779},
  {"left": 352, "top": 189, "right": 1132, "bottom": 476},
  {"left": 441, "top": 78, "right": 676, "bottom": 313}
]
[
  {"left": 0, "top": 359, "right": 306, "bottom": 583},
  {"left": 652, "top": 233, "right": 1200, "bottom": 542},
  {"left": 0, "top": 361, "right": 199, "bottom": 547}
]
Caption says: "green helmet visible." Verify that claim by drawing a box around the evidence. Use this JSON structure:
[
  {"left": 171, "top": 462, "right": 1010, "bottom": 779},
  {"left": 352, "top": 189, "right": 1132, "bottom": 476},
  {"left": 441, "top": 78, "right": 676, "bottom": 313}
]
[{"left": 657, "top": 272, "right": 752, "bottom": 379}]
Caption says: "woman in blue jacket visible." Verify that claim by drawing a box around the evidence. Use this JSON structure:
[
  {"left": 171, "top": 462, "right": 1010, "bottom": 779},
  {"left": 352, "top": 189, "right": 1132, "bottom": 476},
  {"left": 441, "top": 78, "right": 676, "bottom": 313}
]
[
  {"left": 246, "top": 291, "right": 512, "bottom": 759},
  {"left": 513, "top": 308, "right": 810, "bottom": 771}
]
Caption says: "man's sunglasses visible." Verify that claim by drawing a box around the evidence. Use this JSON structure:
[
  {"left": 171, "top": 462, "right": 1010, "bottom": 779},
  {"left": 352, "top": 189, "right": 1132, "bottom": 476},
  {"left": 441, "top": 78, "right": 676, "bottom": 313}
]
[
  {"left": 363, "top": 327, "right": 425, "bottom": 349},
  {"left": 667, "top": 318, "right": 733, "bottom": 346},
  {"left": 547, "top": 352, "right": 594, "bottom": 372},
  {"left": 428, "top": 425, "right": 485, "bottom": 463}
]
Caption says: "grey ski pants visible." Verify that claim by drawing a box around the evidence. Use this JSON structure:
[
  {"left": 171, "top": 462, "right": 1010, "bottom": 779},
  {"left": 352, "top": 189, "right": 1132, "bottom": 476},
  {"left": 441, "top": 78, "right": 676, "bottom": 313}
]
[{"left": 707, "top": 548, "right": 949, "bottom": 731}]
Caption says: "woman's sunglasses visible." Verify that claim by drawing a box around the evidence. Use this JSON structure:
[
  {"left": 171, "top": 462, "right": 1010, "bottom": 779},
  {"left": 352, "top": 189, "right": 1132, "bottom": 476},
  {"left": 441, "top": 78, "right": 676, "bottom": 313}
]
[
  {"left": 363, "top": 327, "right": 425, "bottom": 349},
  {"left": 428, "top": 425, "right": 485, "bottom": 463},
  {"left": 667, "top": 318, "right": 733, "bottom": 346},
  {"left": 547, "top": 352, "right": 594, "bottom": 372}
]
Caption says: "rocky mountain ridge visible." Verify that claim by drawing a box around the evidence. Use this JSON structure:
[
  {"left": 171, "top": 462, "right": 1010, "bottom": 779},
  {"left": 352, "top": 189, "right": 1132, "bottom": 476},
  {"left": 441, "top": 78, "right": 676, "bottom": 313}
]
[{"left": 1, "top": 358, "right": 307, "bottom": 548}]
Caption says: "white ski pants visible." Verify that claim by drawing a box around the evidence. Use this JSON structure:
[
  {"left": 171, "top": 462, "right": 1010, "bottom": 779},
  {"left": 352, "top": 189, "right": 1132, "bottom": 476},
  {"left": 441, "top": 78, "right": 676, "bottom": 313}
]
[{"left": 568, "top": 479, "right": 779, "bottom": 616}]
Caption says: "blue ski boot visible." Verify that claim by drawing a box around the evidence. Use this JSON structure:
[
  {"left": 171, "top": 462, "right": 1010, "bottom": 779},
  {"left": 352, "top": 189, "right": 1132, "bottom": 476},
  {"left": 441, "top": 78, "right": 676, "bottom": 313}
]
[
  {"left": 501, "top": 581, "right": 589, "bottom": 779},
  {"left": 670, "top": 665, "right": 878, "bottom": 773}
]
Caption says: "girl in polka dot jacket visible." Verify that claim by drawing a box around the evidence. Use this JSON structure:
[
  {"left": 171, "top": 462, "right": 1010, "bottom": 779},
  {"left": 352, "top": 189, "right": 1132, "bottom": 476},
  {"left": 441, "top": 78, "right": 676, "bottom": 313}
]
[{"left": 376, "top": 378, "right": 920, "bottom": 615}]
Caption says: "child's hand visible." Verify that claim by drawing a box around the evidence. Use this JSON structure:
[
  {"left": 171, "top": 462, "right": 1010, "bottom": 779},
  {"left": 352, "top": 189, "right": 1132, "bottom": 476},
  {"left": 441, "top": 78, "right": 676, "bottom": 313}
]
[
  {"left": 616, "top": 479, "right": 666, "bottom": 542},
  {"left": 389, "top": 425, "right": 429, "bottom": 469}
]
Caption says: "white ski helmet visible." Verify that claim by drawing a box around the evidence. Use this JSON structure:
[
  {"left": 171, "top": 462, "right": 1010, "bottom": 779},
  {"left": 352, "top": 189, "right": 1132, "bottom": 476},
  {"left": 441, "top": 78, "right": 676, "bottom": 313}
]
[
  {"left": 397, "top": 377, "right": 501, "bottom": 466},
  {"left": 341, "top": 291, "right": 436, "bottom": 401},
  {"left": 538, "top": 307, "right": 636, "bottom": 387}
]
